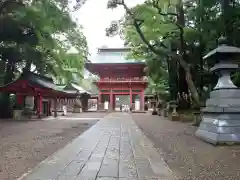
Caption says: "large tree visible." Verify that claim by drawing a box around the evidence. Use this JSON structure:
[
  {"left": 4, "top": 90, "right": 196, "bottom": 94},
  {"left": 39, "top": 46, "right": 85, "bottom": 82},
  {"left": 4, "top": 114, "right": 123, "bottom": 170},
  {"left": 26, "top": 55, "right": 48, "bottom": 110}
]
[
  {"left": 0, "top": 0, "right": 88, "bottom": 117},
  {"left": 106, "top": 0, "right": 240, "bottom": 108}
]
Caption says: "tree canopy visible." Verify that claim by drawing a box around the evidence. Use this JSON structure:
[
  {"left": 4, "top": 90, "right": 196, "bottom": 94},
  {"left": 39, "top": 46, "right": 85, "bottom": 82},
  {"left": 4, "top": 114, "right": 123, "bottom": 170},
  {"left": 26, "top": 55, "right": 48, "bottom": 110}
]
[
  {"left": 106, "top": 0, "right": 240, "bottom": 108},
  {"left": 0, "top": 0, "right": 89, "bottom": 117},
  {"left": 1, "top": 0, "right": 89, "bottom": 80}
]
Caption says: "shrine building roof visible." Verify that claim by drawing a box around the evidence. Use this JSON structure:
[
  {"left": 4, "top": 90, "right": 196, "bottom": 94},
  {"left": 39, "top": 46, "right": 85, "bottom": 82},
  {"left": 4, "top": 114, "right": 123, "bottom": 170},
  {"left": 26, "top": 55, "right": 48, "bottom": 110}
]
[
  {"left": 63, "top": 82, "right": 91, "bottom": 95},
  {"left": 0, "top": 72, "right": 87, "bottom": 97},
  {"left": 85, "top": 62, "right": 146, "bottom": 77}
]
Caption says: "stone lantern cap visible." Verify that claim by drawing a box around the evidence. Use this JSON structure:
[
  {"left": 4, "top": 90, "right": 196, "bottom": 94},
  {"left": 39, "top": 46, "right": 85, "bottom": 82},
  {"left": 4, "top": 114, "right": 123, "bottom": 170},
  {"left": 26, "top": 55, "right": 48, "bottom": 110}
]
[
  {"left": 170, "top": 104, "right": 177, "bottom": 108},
  {"left": 203, "top": 37, "right": 240, "bottom": 60},
  {"left": 203, "top": 37, "right": 240, "bottom": 73},
  {"left": 210, "top": 63, "right": 238, "bottom": 72},
  {"left": 169, "top": 100, "right": 177, "bottom": 108}
]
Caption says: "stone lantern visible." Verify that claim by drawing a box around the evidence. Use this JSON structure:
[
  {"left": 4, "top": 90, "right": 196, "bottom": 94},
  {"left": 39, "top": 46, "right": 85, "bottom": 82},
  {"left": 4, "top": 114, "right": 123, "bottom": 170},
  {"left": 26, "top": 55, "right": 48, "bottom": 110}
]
[
  {"left": 170, "top": 100, "right": 179, "bottom": 121},
  {"left": 195, "top": 37, "right": 240, "bottom": 145}
]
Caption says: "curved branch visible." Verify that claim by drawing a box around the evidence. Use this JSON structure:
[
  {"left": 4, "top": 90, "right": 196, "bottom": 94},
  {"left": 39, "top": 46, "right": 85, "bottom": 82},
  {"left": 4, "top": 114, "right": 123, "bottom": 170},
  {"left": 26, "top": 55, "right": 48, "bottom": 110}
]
[
  {"left": 0, "top": 0, "right": 24, "bottom": 15},
  {"left": 151, "top": 0, "right": 178, "bottom": 17},
  {"left": 120, "top": 2, "right": 165, "bottom": 56}
]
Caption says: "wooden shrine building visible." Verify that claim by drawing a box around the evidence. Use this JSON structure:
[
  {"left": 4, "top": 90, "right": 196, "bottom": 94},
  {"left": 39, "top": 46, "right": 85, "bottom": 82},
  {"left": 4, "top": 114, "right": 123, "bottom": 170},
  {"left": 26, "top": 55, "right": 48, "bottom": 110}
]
[
  {"left": 85, "top": 61, "right": 148, "bottom": 111},
  {"left": 0, "top": 71, "right": 89, "bottom": 118}
]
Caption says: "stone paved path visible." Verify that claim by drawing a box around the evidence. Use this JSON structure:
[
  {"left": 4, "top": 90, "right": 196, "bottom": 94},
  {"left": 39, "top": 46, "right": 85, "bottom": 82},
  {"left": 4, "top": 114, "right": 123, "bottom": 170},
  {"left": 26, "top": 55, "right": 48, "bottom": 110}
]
[{"left": 19, "top": 113, "right": 175, "bottom": 180}]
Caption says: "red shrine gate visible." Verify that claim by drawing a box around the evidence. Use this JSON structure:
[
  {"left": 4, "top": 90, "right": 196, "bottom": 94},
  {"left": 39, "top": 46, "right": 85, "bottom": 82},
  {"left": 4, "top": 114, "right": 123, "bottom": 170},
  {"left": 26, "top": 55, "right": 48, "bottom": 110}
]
[{"left": 85, "top": 62, "right": 148, "bottom": 111}]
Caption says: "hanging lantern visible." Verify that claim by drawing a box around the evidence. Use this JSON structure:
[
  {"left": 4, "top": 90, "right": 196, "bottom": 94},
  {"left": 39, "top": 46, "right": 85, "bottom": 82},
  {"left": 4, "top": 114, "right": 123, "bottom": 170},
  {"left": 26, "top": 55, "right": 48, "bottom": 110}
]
[{"left": 143, "top": 66, "right": 148, "bottom": 73}]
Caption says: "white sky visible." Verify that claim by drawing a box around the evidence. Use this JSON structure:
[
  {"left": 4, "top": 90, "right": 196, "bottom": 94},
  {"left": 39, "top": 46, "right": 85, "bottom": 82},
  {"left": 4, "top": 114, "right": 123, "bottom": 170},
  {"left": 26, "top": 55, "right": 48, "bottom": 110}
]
[{"left": 71, "top": 0, "right": 144, "bottom": 59}]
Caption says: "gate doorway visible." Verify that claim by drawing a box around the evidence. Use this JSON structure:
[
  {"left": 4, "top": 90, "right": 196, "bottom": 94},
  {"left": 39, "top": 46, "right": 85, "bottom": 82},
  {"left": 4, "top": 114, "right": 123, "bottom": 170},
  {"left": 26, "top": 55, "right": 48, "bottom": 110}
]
[{"left": 114, "top": 95, "right": 129, "bottom": 111}]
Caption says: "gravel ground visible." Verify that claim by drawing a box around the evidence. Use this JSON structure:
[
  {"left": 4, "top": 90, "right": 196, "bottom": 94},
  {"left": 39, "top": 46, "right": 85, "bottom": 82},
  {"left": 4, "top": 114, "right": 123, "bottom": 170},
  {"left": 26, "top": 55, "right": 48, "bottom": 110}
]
[
  {"left": 132, "top": 113, "right": 240, "bottom": 180},
  {"left": 0, "top": 115, "right": 100, "bottom": 180}
]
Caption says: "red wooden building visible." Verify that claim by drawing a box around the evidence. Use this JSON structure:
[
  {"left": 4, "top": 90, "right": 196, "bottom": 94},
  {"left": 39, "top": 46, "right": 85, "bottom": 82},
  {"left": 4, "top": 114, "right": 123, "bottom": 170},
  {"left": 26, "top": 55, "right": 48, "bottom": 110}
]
[
  {"left": 85, "top": 62, "right": 148, "bottom": 111},
  {"left": 0, "top": 71, "right": 83, "bottom": 118}
]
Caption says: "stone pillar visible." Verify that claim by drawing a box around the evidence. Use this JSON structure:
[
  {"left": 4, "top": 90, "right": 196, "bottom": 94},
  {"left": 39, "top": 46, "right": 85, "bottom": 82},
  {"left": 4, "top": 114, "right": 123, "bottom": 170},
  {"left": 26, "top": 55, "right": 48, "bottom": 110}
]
[{"left": 196, "top": 37, "right": 240, "bottom": 145}]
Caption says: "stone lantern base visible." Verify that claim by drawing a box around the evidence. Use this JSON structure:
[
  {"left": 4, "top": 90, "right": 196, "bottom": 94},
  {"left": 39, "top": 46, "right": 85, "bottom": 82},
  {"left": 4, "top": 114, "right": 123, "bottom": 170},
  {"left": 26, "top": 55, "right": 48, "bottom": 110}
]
[
  {"left": 73, "top": 107, "right": 82, "bottom": 113},
  {"left": 196, "top": 89, "right": 240, "bottom": 145},
  {"left": 171, "top": 114, "right": 180, "bottom": 121}
]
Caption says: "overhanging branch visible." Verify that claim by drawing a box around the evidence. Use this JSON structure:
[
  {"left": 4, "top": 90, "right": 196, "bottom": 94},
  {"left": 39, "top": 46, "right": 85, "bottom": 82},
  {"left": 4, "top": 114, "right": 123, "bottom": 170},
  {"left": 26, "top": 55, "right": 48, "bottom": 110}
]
[
  {"left": 151, "top": 0, "right": 178, "bottom": 17},
  {"left": 120, "top": 1, "right": 165, "bottom": 56}
]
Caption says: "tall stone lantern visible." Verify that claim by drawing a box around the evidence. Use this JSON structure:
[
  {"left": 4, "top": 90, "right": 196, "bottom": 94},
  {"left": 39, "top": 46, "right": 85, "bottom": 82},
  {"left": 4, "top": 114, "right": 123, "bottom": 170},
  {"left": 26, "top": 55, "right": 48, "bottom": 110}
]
[{"left": 196, "top": 37, "right": 240, "bottom": 145}]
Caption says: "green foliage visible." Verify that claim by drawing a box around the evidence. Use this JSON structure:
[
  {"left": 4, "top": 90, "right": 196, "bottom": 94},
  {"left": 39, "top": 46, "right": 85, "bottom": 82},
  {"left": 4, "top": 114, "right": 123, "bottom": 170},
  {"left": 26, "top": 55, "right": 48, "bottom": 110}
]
[
  {"left": 80, "top": 78, "right": 98, "bottom": 94},
  {"left": 0, "top": 0, "right": 89, "bottom": 117},
  {"left": 106, "top": 0, "right": 240, "bottom": 107},
  {"left": 0, "top": 0, "right": 88, "bottom": 83}
]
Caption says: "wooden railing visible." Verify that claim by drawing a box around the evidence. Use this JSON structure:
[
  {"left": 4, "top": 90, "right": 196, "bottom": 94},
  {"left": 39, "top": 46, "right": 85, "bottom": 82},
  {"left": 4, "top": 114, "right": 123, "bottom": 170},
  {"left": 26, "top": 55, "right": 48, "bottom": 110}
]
[{"left": 98, "top": 77, "right": 148, "bottom": 82}]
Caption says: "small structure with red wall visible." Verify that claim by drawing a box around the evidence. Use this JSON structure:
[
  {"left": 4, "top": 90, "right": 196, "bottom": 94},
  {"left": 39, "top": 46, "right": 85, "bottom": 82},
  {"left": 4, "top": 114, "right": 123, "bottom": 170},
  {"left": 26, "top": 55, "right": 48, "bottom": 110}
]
[
  {"left": 0, "top": 71, "right": 84, "bottom": 118},
  {"left": 85, "top": 62, "right": 148, "bottom": 111}
]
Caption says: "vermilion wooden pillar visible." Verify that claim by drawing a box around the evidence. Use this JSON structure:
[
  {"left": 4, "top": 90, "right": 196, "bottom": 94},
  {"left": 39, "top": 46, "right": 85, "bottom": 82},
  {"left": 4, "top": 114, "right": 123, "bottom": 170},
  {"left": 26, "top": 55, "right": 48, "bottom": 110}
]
[
  {"left": 98, "top": 92, "right": 102, "bottom": 110},
  {"left": 48, "top": 99, "right": 51, "bottom": 116},
  {"left": 16, "top": 94, "right": 24, "bottom": 105},
  {"left": 110, "top": 90, "right": 113, "bottom": 111},
  {"left": 129, "top": 88, "right": 132, "bottom": 108},
  {"left": 113, "top": 94, "right": 116, "bottom": 111},
  {"left": 37, "top": 94, "right": 43, "bottom": 118},
  {"left": 53, "top": 98, "right": 57, "bottom": 117},
  {"left": 36, "top": 96, "right": 39, "bottom": 117}
]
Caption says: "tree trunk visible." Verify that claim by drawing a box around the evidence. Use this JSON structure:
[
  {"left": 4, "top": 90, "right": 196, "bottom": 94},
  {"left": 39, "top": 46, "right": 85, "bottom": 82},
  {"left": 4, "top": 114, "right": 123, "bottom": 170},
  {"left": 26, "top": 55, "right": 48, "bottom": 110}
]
[
  {"left": 121, "top": 0, "right": 201, "bottom": 107},
  {"left": 178, "top": 58, "right": 200, "bottom": 106},
  {"left": 167, "top": 56, "right": 178, "bottom": 101},
  {"left": 178, "top": 66, "right": 190, "bottom": 109},
  {"left": 0, "top": 64, "right": 15, "bottom": 118},
  {"left": 24, "top": 60, "right": 32, "bottom": 72},
  {"left": 176, "top": 0, "right": 200, "bottom": 107},
  {"left": 221, "top": 0, "right": 234, "bottom": 44}
]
